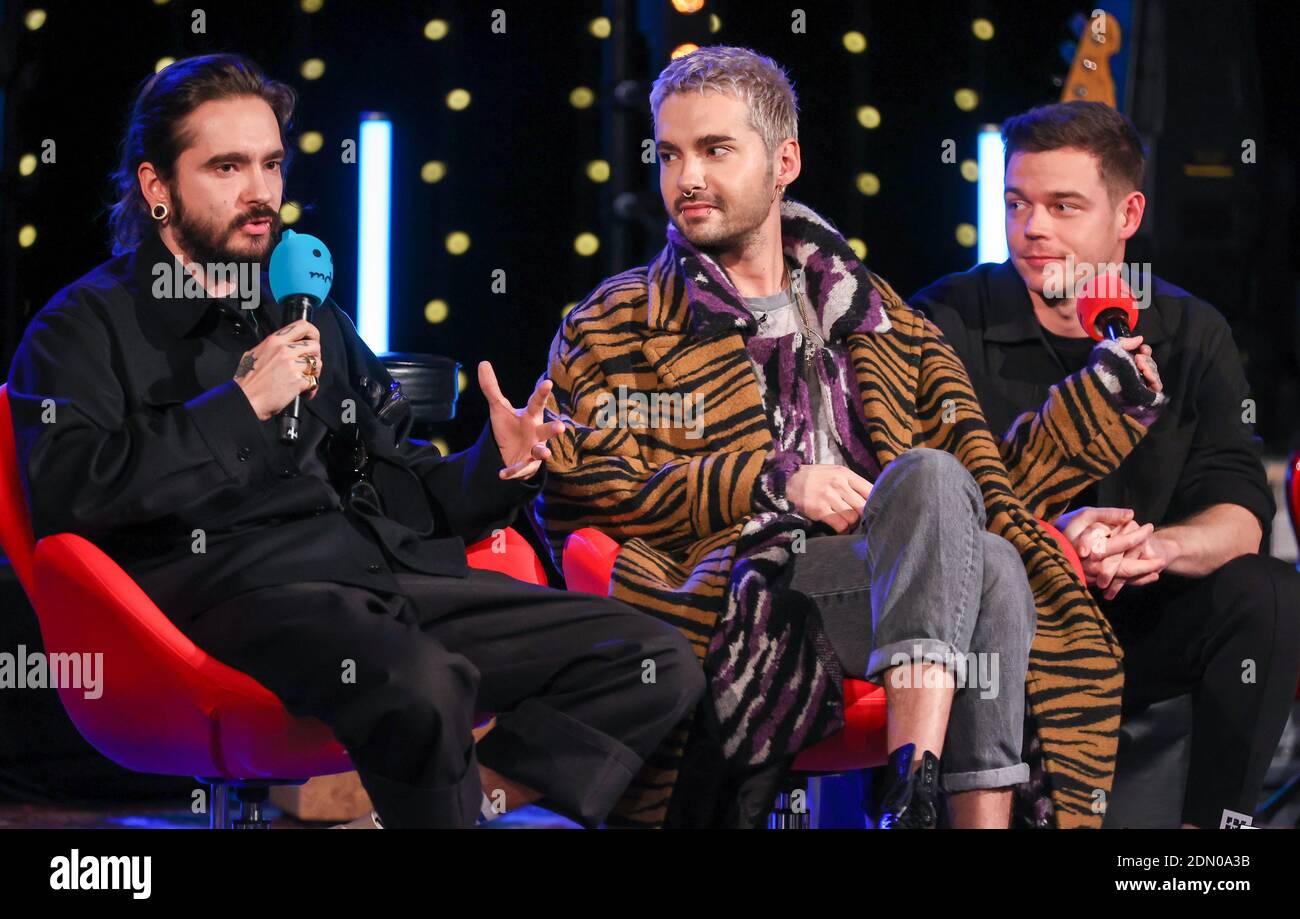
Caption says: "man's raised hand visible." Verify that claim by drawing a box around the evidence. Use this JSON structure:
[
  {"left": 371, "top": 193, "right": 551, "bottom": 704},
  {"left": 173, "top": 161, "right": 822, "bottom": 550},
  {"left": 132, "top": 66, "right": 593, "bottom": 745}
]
[{"left": 477, "top": 361, "right": 566, "bottom": 481}]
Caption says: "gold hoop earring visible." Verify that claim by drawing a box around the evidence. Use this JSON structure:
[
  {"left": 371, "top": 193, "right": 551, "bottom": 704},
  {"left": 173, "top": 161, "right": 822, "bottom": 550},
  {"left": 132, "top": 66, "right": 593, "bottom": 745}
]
[{"left": 151, "top": 202, "right": 169, "bottom": 221}]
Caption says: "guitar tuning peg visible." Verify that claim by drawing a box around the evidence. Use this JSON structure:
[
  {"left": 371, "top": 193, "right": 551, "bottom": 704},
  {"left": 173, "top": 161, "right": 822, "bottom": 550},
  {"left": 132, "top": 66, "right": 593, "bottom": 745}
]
[
  {"left": 1068, "top": 12, "right": 1087, "bottom": 39},
  {"left": 1051, "top": 75, "right": 1065, "bottom": 88},
  {"left": 1060, "top": 40, "right": 1077, "bottom": 65}
]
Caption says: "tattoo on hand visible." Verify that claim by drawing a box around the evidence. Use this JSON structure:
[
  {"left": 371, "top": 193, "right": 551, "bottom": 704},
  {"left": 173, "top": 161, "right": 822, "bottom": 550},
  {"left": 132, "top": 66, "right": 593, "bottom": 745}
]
[{"left": 235, "top": 354, "right": 256, "bottom": 379}]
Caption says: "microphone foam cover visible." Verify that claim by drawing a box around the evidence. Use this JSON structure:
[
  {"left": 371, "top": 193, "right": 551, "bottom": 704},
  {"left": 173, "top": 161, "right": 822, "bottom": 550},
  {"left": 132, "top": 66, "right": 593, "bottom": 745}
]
[
  {"left": 270, "top": 229, "right": 334, "bottom": 304},
  {"left": 1075, "top": 276, "right": 1137, "bottom": 341}
]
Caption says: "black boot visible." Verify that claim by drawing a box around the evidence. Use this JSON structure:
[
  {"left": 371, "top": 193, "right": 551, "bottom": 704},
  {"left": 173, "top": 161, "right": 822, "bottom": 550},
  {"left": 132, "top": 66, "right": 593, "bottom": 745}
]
[{"left": 871, "top": 743, "right": 941, "bottom": 829}]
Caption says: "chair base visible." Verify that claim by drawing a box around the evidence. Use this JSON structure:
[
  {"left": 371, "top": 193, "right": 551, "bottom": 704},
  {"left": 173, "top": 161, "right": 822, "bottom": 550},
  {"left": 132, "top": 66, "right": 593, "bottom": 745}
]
[
  {"left": 768, "top": 774, "right": 814, "bottom": 829},
  {"left": 200, "top": 778, "right": 307, "bottom": 830}
]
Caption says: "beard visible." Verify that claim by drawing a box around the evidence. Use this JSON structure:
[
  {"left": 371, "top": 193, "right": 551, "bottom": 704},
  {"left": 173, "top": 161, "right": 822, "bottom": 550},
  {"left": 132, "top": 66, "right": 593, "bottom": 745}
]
[
  {"left": 668, "top": 164, "right": 775, "bottom": 255},
  {"left": 169, "top": 185, "right": 281, "bottom": 271}
]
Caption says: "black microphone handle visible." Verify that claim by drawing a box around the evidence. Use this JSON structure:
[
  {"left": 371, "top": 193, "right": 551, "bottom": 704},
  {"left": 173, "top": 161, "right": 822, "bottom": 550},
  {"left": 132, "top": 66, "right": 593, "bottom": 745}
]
[
  {"left": 278, "top": 294, "right": 315, "bottom": 443},
  {"left": 1097, "top": 308, "right": 1132, "bottom": 342}
]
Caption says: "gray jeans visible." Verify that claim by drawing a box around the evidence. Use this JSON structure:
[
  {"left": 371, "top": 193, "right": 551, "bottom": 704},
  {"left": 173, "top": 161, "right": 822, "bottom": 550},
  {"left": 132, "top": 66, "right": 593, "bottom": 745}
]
[{"left": 787, "top": 448, "right": 1036, "bottom": 793}]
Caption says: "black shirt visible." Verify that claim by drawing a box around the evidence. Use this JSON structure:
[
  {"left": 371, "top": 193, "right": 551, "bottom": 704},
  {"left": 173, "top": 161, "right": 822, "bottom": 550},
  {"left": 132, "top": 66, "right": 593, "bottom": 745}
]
[
  {"left": 910, "top": 260, "right": 1274, "bottom": 537},
  {"left": 1041, "top": 328, "right": 1096, "bottom": 373},
  {"left": 7, "top": 231, "right": 539, "bottom": 621}
]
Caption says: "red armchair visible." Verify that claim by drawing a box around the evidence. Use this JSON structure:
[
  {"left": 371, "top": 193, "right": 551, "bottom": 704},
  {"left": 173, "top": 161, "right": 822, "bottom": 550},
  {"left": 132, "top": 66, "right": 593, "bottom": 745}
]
[
  {"left": 563, "top": 516, "right": 1087, "bottom": 828},
  {"left": 0, "top": 383, "right": 547, "bottom": 828},
  {"left": 1258, "top": 451, "right": 1300, "bottom": 821}
]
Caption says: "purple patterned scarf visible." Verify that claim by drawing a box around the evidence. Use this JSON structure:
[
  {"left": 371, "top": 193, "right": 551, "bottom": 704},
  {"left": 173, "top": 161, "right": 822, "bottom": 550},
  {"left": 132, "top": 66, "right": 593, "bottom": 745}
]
[{"left": 664, "top": 200, "right": 894, "bottom": 765}]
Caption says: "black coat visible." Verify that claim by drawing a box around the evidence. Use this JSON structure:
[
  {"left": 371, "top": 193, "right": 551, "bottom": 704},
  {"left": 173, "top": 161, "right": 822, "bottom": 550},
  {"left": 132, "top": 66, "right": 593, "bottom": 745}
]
[{"left": 7, "top": 231, "right": 538, "bottom": 621}]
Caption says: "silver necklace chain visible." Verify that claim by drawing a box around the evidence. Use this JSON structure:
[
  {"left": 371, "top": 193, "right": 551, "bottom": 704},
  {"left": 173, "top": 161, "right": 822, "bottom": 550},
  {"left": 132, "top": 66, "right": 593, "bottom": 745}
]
[{"left": 783, "top": 259, "right": 825, "bottom": 371}]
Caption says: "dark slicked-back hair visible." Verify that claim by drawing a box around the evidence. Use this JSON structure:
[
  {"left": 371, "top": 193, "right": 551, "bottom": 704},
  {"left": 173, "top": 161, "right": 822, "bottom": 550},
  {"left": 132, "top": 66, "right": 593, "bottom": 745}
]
[
  {"left": 107, "top": 53, "right": 296, "bottom": 254},
  {"left": 1002, "top": 101, "right": 1145, "bottom": 204}
]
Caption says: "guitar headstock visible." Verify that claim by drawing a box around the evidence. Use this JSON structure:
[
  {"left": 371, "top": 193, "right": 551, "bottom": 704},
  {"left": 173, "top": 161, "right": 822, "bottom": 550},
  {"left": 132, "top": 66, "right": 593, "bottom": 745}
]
[{"left": 1060, "top": 9, "right": 1123, "bottom": 108}]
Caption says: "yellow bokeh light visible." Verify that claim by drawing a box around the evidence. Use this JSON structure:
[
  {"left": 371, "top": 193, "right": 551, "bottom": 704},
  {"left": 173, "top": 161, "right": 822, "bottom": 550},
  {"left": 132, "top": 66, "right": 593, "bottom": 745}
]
[
  {"left": 18, "top": 225, "right": 37, "bottom": 248},
  {"left": 956, "top": 223, "right": 978, "bottom": 247},
  {"left": 972, "top": 18, "right": 994, "bottom": 41},
  {"left": 24, "top": 9, "right": 46, "bottom": 30},
  {"left": 420, "top": 160, "right": 447, "bottom": 184},
  {"left": 574, "top": 233, "right": 600, "bottom": 256},
  {"left": 456, "top": 370, "right": 469, "bottom": 394},
  {"left": 856, "top": 105, "right": 881, "bottom": 129},
  {"left": 843, "top": 31, "right": 867, "bottom": 54},
  {"left": 446, "top": 89, "right": 471, "bottom": 111},
  {"left": 561, "top": 302, "right": 578, "bottom": 318},
  {"left": 671, "top": 0, "right": 705, "bottom": 12},
  {"left": 570, "top": 87, "right": 595, "bottom": 109},
  {"left": 19, "top": 154, "right": 37, "bottom": 177},
  {"left": 588, "top": 17, "right": 611, "bottom": 39},
  {"left": 709, "top": 13, "right": 721, "bottom": 33},
  {"left": 300, "top": 58, "right": 326, "bottom": 81},
  {"left": 280, "top": 202, "right": 302, "bottom": 225},
  {"left": 154, "top": 57, "right": 176, "bottom": 73},
  {"left": 671, "top": 43, "right": 699, "bottom": 60},
  {"left": 432, "top": 437, "right": 450, "bottom": 456},
  {"left": 446, "top": 231, "right": 470, "bottom": 255},
  {"left": 301, "top": 0, "right": 324, "bottom": 13},
  {"left": 954, "top": 88, "right": 979, "bottom": 111},
  {"left": 298, "top": 131, "right": 323, "bottom": 154},
  {"left": 586, "top": 160, "right": 610, "bottom": 183},
  {"left": 424, "top": 18, "right": 449, "bottom": 41},
  {"left": 856, "top": 172, "right": 881, "bottom": 196},
  {"left": 424, "top": 299, "right": 449, "bottom": 324},
  {"left": 847, "top": 238, "right": 868, "bottom": 260},
  {"left": 960, "top": 159, "right": 979, "bottom": 182}
]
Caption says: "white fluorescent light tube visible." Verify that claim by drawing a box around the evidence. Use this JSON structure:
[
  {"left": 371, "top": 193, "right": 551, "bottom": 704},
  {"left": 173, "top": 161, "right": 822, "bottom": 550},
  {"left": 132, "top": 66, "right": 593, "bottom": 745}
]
[
  {"left": 357, "top": 113, "right": 392, "bottom": 354},
  {"left": 977, "top": 124, "right": 1008, "bottom": 265}
]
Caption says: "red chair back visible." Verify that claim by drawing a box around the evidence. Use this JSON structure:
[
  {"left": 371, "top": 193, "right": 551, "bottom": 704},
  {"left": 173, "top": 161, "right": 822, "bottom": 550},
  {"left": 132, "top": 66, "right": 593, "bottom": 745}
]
[
  {"left": 465, "top": 525, "right": 550, "bottom": 584},
  {"left": 0, "top": 385, "right": 36, "bottom": 595}
]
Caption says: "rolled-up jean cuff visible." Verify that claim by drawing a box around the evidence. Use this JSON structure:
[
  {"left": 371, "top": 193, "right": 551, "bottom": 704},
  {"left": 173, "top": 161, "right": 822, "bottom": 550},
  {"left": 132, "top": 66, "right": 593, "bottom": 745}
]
[
  {"left": 865, "top": 638, "right": 963, "bottom": 684},
  {"left": 939, "top": 763, "right": 1030, "bottom": 794},
  {"left": 475, "top": 697, "right": 644, "bottom": 828}
]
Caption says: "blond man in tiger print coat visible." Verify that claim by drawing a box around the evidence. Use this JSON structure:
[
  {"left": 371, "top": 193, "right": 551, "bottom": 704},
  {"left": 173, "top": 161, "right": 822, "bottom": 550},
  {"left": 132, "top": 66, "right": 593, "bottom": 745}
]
[{"left": 532, "top": 47, "right": 1166, "bottom": 828}]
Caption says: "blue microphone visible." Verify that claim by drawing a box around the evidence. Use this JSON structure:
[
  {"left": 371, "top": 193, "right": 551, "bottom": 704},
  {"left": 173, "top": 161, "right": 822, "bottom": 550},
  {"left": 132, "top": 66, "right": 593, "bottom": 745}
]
[{"left": 269, "top": 230, "right": 334, "bottom": 443}]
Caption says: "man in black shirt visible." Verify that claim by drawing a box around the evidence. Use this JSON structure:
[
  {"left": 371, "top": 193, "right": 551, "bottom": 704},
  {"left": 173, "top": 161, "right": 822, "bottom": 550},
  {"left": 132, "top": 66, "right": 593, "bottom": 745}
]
[
  {"left": 912, "top": 101, "right": 1300, "bottom": 828},
  {"left": 7, "top": 54, "right": 704, "bottom": 828}
]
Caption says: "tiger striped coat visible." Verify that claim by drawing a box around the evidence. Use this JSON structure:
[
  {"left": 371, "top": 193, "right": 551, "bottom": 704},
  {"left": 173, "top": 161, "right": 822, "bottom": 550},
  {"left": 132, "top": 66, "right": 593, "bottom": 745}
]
[{"left": 534, "top": 200, "right": 1162, "bottom": 828}]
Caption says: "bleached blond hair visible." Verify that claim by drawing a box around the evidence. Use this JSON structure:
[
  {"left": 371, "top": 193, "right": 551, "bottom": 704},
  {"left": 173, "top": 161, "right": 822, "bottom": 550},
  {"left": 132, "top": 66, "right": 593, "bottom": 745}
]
[{"left": 650, "top": 46, "right": 798, "bottom": 153}]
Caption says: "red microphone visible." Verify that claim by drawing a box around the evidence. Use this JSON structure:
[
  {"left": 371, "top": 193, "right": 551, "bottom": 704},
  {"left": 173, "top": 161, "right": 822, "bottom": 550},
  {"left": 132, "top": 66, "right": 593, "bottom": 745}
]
[{"left": 1076, "top": 276, "right": 1139, "bottom": 341}]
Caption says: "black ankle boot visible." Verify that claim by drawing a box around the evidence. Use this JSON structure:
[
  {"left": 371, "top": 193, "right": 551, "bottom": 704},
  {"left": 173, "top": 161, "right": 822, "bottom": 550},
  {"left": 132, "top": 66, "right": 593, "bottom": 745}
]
[{"left": 872, "top": 743, "right": 941, "bottom": 829}]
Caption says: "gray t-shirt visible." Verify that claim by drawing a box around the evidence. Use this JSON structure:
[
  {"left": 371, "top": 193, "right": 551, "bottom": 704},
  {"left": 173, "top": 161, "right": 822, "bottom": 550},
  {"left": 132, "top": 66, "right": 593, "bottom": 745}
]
[{"left": 743, "top": 287, "right": 847, "bottom": 466}]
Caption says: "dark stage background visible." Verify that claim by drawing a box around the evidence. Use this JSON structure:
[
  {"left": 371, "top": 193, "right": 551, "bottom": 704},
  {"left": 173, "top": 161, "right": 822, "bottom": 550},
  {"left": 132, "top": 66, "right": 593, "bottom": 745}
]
[{"left": 0, "top": 0, "right": 1297, "bottom": 802}]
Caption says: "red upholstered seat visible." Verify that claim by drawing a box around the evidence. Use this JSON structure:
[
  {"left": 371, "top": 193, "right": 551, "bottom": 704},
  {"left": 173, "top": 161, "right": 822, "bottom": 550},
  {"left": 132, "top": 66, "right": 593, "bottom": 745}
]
[{"left": 0, "top": 383, "right": 544, "bottom": 785}]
